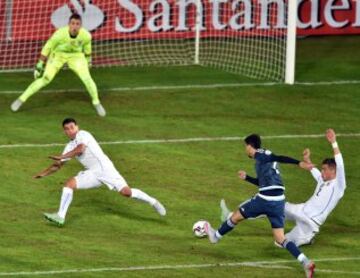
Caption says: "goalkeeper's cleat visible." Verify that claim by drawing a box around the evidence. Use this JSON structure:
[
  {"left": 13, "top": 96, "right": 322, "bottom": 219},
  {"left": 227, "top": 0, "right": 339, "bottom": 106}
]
[
  {"left": 94, "top": 103, "right": 106, "bottom": 117},
  {"left": 303, "top": 261, "right": 315, "bottom": 278},
  {"left": 10, "top": 99, "right": 24, "bottom": 112},
  {"left": 152, "top": 200, "right": 166, "bottom": 216},
  {"left": 204, "top": 221, "right": 219, "bottom": 244},
  {"left": 220, "top": 199, "right": 232, "bottom": 222},
  {"left": 44, "top": 212, "right": 65, "bottom": 226}
]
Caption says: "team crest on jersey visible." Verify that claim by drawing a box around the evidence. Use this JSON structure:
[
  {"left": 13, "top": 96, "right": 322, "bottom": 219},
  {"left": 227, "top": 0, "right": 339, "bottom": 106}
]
[{"left": 257, "top": 149, "right": 272, "bottom": 155}]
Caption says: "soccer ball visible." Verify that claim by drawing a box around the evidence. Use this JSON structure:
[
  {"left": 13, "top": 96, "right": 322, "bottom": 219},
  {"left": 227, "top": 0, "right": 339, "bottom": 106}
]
[{"left": 192, "top": 220, "right": 207, "bottom": 238}]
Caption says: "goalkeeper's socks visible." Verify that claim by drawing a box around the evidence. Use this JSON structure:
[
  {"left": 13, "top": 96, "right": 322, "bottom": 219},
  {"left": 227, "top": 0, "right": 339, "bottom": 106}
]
[
  {"left": 57, "top": 187, "right": 73, "bottom": 219},
  {"left": 216, "top": 218, "right": 237, "bottom": 238},
  {"left": 131, "top": 188, "right": 156, "bottom": 206}
]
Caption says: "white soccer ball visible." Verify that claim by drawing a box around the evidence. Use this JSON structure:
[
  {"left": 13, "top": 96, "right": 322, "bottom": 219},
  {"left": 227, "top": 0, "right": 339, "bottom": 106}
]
[{"left": 192, "top": 220, "right": 207, "bottom": 238}]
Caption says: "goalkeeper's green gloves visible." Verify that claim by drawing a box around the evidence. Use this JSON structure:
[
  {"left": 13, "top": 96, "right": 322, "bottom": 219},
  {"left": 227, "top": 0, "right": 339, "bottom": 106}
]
[
  {"left": 34, "top": 60, "right": 45, "bottom": 79},
  {"left": 86, "top": 55, "right": 92, "bottom": 68}
]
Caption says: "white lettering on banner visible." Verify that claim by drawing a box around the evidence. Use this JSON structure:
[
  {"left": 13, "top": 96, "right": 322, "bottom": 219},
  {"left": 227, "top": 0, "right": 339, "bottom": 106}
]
[
  {"left": 229, "top": 0, "right": 255, "bottom": 30},
  {"left": 210, "top": 0, "right": 228, "bottom": 30},
  {"left": 259, "top": 0, "right": 286, "bottom": 29},
  {"left": 325, "top": 0, "right": 350, "bottom": 27},
  {"left": 148, "top": 0, "right": 173, "bottom": 32},
  {"left": 49, "top": 0, "right": 360, "bottom": 34},
  {"left": 297, "top": 0, "right": 323, "bottom": 29},
  {"left": 353, "top": 0, "right": 360, "bottom": 26},
  {"left": 175, "top": 0, "right": 206, "bottom": 31},
  {"left": 115, "top": 0, "right": 143, "bottom": 33}
]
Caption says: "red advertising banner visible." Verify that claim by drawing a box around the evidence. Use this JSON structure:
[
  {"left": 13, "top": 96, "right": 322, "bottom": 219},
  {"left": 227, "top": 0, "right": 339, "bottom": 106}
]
[
  {"left": 297, "top": 0, "right": 360, "bottom": 35},
  {"left": 2, "top": 0, "right": 360, "bottom": 41}
]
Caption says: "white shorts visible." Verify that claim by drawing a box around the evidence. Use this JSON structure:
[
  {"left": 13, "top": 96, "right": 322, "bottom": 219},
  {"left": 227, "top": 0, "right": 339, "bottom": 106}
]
[
  {"left": 75, "top": 169, "right": 128, "bottom": 192},
  {"left": 285, "top": 202, "right": 320, "bottom": 246}
]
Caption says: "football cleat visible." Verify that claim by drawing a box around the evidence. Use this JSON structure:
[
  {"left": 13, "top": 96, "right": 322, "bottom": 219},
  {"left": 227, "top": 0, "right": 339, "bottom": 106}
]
[
  {"left": 94, "top": 103, "right": 106, "bottom": 117},
  {"left": 152, "top": 200, "right": 166, "bottom": 216},
  {"left": 204, "top": 221, "right": 219, "bottom": 244},
  {"left": 304, "top": 261, "right": 315, "bottom": 278},
  {"left": 10, "top": 99, "right": 24, "bottom": 112},
  {"left": 44, "top": 212, "right": 65, "bottom": 226},
  {"left": 220, "top": 199, "right": 232, "bottom": 222}
]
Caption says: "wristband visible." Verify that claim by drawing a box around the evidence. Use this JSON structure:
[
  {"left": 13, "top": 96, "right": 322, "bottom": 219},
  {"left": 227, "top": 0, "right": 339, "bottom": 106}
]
[{"left": 332, "top": 142, "right": 338, "bottom": 149}]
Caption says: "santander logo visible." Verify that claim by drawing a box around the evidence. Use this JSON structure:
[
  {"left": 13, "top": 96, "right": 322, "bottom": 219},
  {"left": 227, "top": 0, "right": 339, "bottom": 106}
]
[{"left": 51, "top": 0, "right": 105, "bottom": 31}]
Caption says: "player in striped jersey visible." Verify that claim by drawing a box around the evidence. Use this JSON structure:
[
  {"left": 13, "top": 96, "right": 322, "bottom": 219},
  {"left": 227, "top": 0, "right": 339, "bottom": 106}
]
[{"left": 205, "top": 134, "right": 316, "bottom": 278}]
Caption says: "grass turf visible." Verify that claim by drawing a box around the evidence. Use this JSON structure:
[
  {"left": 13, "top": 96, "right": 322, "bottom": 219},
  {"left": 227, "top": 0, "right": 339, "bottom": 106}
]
[{"left": 0, "top": 36, "right": 359, "bottom": 277}]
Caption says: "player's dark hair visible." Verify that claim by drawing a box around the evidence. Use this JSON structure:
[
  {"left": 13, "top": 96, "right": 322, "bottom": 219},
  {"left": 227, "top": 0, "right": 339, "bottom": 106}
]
[
  {"left": 62, "top": 118, "right": 77, "bottom": 127},
  {"left": 244, "top": 134, "right": 261, "bottom": 149},
  {"left": 322, "top": 158, "right": 336, "bottom": 169},
  {"left": 69, "top": 13, "right": 82, "bottom": 22}
]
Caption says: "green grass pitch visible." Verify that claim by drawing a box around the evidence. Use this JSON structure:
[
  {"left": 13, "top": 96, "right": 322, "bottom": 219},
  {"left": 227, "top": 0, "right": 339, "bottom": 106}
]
[{"left": 0, "top": 36, "right": 359, "bottom": 277}]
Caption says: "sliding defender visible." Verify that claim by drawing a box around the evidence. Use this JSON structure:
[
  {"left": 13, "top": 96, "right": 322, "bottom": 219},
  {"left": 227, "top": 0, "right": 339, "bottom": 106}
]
[{"left": 284, "top": 129, "right": 346, "bottom": 246}]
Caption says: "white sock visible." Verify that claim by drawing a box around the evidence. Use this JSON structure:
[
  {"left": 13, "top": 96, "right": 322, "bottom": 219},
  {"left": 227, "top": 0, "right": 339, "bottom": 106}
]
[
  {"left": 57, "top": 187, "right": 73, "bottom": 219},
  {"left": 215, "top": 231, "right": 223, "bottom": 239},
  {"left": 297, "top": 253, "right": 309, "bottom": 265},
  {"left": 131, "top": 188, "right": 156, "bottom": 206}
]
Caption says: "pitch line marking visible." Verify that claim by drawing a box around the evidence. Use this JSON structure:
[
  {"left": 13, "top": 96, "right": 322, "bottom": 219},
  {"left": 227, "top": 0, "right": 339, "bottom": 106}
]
[
  {"left": 0, "top": 257, "right": 359, "bottom": 276},
  {"left": 0, "top": 133, "right": 359, "bottom": 149},
  {"left": 0, "top": 80, "right": 360, "bottom": 94}
]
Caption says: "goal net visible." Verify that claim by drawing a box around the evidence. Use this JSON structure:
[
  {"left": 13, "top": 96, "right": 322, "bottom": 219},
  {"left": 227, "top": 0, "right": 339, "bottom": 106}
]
[{"left": 0, "top": 0, "right": 296, "bottom": 83}]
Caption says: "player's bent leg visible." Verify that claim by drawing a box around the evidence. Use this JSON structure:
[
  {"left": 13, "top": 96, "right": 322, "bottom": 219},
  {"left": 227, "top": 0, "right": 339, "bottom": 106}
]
[
  {"left": 273, "top": 228, "right": 315, "bottom": 278},
  {"left": 69, "top": 57, "right": 106, "bottom": 116},
  {"left": 231, "top": 209, "right": 245, "bottom": 224},
  {"left": 119, "top": 186, "right": 132, "bottom": 197},
  {"left": 295, "top": 235, "right": 316, "bottom": 247},
  {"left": 284, "top": 225, "right": 303, "bottom": 247},
  {"left": 205, "top": 209, "right": 244, "bottom": 244},
  {"left": 108, "top": 174, "right": 166, "bottom": 216},
  {"left": 12, "top": 57, "right": 62, "bottom": 111},
  {"left": 43, "top": 177, "right": 76, "bottom": 227},
  {"left": 128, "top": 187, "right": 166, "bottom": 216}
]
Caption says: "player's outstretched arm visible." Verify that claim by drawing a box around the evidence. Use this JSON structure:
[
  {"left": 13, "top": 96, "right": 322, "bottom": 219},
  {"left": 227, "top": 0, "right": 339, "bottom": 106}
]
[
  {"left": 303, "top": 148, "right": 322, "bottom": 181},
  {"left": 326, "top": 129, "right": 346, "bottom": 188},
  {"left": 34, "top": 30, "right": 60, "bottom": 79},
  {"left": 49, "top": 144, "right": 86, "bottom": 161},
  {"left": 326, "top": 129, "right": 340, "bottom": 155},
  {"left": 303, "top": 148, "right": 312, "bottom": 164},
  {"left": 255, "top": 150, "right": 313, "bottom": 169},
  {"left": 238, "top": 170, "right": 259, "bottom": 186},
  {"left": 268, "top": 153, "right": 314, "bottom": 170},
  {"left": 33, "top": 160, "right": 64, "bottom": 179}
]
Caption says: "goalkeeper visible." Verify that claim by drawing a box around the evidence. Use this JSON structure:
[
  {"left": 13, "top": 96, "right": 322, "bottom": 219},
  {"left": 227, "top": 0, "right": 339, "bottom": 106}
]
[{"left": 11, "top": 13, "right": 106, "bottom": 117}]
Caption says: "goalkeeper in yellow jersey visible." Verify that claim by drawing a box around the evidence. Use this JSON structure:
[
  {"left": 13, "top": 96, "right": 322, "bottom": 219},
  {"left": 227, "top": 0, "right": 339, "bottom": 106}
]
[{"left": 11, "top": 13, "right": 106, "bottom": 117}]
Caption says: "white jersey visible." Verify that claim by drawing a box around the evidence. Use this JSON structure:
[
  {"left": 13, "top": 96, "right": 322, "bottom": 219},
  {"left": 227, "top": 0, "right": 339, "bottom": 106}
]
[
  {"left": 62, "top": 130, "right": 115, "bottom": 173},
  {"left": 303, "top": 153, "right": 346, "bottom": 225}
]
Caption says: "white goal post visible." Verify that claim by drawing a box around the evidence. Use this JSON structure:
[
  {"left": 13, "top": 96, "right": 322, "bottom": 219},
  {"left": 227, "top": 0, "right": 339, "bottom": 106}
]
[{"left": 0, "top": 0, "right": 297, "bottom": 83}]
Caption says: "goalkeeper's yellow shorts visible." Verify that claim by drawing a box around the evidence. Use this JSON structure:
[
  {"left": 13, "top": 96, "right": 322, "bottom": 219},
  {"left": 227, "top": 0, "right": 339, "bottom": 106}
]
[{"left": 43, "top": 52, "right": 91, "bottom": 82}]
